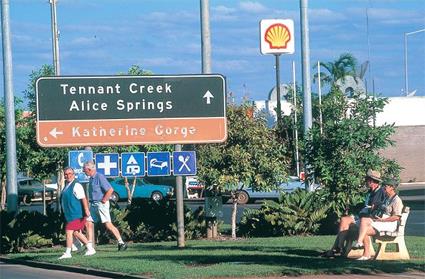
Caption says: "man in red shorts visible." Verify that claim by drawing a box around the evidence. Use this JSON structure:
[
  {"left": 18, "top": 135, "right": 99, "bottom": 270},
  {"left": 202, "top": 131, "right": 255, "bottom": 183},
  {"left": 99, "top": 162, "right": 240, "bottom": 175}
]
[{"left": 59, "top": 167, "right": 96, "bottom": 259}]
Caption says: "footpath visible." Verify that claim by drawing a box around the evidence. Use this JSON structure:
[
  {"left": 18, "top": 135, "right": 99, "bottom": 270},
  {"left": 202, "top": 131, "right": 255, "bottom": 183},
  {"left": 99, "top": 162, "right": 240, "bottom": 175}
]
[{"left": 1, "top": 256, "right": 424, "bottom": 279}]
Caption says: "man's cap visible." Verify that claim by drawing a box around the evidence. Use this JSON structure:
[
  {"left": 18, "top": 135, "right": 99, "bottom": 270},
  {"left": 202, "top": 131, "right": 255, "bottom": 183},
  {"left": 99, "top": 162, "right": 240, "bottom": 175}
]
[
  {"left": 366, "top": 169, "right": 382, "bottom": 182},
  {"left": 382, "top": 178, "right": 399, "bottom": 188}
]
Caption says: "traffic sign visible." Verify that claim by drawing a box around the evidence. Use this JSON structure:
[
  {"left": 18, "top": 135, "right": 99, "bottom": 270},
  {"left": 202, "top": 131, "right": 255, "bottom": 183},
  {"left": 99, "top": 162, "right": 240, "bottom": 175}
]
[
  {"left": 121, "top": 152, "right": 145, "bottom": 177},
  {"left": 36, "top": 75, "right": 227, "bottom": 147},
  {"left": 172, "top": 151, "right": 196, "bottom": 175},
  {"left": 147, "top": 152, "right": 171, "bottom": 176},
  {"left": 95, "top": 153, "right": 119, "bottom": 177},
  {"left": 68, "top": 150, "right": 93, "bottom": 183}
]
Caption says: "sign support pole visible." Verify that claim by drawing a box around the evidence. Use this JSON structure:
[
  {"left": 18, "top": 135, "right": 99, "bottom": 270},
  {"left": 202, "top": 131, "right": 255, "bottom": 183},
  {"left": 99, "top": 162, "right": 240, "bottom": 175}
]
[
  {"left": 274, "top": 54, "right": 282, "bottom": 130},
  {"left": 175, "top": 144, "right": 185, "bottom": 248}
]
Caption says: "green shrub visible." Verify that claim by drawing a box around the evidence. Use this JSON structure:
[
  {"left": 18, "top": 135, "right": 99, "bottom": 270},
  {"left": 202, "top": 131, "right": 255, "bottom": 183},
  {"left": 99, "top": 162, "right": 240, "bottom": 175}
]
[
  {"left": 125, "top": 199, "right": 205, "bottom": 242},
  {"left": 238, "top": 189, "right": 329, "bottom": 237},
  {"left": 1, "top": 208, "right": 64, "bottom": 253}
]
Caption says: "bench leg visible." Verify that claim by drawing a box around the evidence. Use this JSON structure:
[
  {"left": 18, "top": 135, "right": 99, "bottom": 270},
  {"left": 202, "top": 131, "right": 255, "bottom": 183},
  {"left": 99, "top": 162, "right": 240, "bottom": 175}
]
[
  {"left": 346, "top": 237, "right": 375, "bottom": 259},
  {"left": 374, "top": 236, "right": 410, "bottom": 260}
]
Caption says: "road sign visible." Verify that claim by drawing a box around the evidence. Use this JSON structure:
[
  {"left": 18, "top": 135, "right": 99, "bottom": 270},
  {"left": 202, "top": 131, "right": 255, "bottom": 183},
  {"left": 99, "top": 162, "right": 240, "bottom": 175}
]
[
  {"left": 36, "top": 75, "right": 227, "bottom": 147},
  {"left": 172, "top": 151, "right": 196, "bottom": 175},
  {"left": 121, "top": 152, "right": 145, "bottom": 177},
  {"left": 260, "top": 19, "right": 295, "bottom": 55},
  {"left": 68, "top": 150, "right": 93, "bottom": 183},
  {"left": 147, "top": 152, "right": 171, "bottom": 176},
  {"left": 95, "top": 153, "right": 119, "bottom": 177}
]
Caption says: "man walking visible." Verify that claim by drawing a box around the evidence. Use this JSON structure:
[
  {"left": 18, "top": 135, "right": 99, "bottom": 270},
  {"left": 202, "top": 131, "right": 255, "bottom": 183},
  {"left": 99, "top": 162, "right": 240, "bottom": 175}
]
[{"left": 83, "top": 161, "right": 127, "bottom": 251}]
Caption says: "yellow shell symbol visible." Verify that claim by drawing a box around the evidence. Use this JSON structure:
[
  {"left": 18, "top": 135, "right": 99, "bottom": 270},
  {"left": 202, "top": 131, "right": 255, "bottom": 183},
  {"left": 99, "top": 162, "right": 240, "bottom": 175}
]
[{"left": 264, "top": 23, "right": 291, "bottom": 49}]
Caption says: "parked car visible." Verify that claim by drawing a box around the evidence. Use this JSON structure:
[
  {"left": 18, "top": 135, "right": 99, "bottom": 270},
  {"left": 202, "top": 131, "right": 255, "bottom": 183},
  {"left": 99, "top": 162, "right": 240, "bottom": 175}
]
[
  {"left": 108, "top": 177, "right": 174, "bottom": 203},
  {"left": 228, "top": 176, "right": 317, "bottom": 204},
  {"left": 17, "top": 177, "right": 57, "bottom": 205}
]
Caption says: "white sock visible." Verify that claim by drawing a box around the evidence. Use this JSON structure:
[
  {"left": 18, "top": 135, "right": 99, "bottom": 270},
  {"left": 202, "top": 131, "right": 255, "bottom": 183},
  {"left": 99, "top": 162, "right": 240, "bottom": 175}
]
[
  {"left": 86, "top": 242, "right": 93, "bottom": 250},
  {"left": 65, "top": 247, "right": 71, "bottom": 254},
  {"left": 118, "top": 239, "right": 124, "bottom": 244}
]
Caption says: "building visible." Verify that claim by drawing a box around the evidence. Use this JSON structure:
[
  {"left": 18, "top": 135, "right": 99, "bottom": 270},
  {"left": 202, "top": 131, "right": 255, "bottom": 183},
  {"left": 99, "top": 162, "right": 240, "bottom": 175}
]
[
  {"left": 253, "top": 95, "right": 425, "bottom": 183},
  {"left": 376, "top": 96, "right": 425, "bottom": 183}
]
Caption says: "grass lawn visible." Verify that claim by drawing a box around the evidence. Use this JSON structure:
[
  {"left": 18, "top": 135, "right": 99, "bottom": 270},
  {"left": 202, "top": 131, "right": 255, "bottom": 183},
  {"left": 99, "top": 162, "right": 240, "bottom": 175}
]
[{"left": 6, "top": 235, "right": 425, "bottom": 279}]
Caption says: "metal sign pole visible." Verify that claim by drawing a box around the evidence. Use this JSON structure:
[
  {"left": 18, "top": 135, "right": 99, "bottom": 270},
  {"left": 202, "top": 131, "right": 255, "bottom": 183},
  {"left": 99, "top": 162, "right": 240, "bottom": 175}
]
[
  {"left": 275, "top": 54, "right": 282, "bottom": 129},
  {"left": 175, "top": 144, "right": 185, "bottom": 248}
]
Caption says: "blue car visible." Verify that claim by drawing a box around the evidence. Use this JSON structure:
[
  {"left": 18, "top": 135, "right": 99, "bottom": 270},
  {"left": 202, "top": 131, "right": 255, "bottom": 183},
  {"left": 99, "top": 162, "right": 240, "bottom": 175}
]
[
  {"left": 108, "top": 177, "right": 174, "bottom": 203},
  {"left": 233, "top": 176, "right": 311, "bottom": 204}
]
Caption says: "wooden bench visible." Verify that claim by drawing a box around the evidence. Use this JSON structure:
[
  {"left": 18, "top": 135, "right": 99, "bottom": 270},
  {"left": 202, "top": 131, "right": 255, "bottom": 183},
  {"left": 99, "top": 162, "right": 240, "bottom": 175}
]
[{"left": 345, "top": 206, "right": 410, "bottom": 260}]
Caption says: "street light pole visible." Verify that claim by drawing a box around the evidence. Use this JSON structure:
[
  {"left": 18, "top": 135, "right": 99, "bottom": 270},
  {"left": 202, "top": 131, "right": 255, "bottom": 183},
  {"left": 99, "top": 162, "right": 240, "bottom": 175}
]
[{"left": 404, "top": 28, "right": 425, "bottom": 96}]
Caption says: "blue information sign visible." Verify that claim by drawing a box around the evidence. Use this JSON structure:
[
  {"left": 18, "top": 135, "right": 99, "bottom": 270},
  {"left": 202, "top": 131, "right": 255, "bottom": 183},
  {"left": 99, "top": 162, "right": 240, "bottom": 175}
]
[
  {"left": 172, "top": 151, "right": 197, "bottom": 175},
  {"left": 147, "top": 152, "right": 171, "bottom": 176},
  {"left": 95, "top": 153, "right": 119, "bottom": 177},
  {"left": 68, "top": 150, "right": 93, "bottom": 183},
  {"left": 121, "top": 152, "right": 145, "bottom": 177}
]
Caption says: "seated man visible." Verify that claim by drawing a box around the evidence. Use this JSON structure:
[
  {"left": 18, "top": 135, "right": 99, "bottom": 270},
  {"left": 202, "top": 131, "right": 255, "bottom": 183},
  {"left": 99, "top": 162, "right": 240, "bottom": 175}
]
[
  {"left": 324, "top": 169, "right": 385, "bottom": 257},
  {"left": 353, "top": 178, "right": 404, "bottom": 260}
]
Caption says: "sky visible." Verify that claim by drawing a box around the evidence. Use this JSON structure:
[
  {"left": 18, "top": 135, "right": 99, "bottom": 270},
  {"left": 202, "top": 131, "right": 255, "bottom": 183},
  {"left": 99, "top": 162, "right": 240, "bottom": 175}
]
[{"left": 1, "top": 0, "right": 424, "bottom": 107}]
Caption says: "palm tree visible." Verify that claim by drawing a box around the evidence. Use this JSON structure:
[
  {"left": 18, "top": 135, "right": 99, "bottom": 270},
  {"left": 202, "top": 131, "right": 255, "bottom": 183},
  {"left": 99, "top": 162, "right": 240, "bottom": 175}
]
[{"left": 314, "top": 53, "right": 358, "bottom": 86}]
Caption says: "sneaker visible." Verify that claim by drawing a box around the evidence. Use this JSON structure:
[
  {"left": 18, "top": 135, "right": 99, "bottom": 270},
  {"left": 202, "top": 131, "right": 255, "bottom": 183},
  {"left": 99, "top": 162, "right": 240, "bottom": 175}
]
[
  {"left": 84, "top": 248, "right": 96, "bottom": 256},
  {"left": 71, "top": 244, "right": 78, "bottom": 252},
  {"left": 352, "top": 242, "right": 364, "bottom": 250},
  {"left": 356, "top": 256, "right": 371, "bottom": 261},
  {"left": 118, "top": 243, "right": 128, "bottom": 251},
  {"left": 58, "top": 253, "right": 72, "bottom": 259}
]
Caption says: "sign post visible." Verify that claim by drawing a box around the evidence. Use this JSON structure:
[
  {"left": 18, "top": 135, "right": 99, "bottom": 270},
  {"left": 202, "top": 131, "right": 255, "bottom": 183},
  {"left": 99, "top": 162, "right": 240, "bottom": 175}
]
[
  {"left": 36, "top": 74, "right": 227, "bottom": 147},
  {"left": 260, "top": 19, "right": 295, "bottom": 129}
]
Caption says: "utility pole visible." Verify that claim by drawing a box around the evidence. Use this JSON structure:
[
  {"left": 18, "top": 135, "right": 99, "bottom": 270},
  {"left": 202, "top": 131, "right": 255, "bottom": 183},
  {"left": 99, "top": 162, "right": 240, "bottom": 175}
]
[
  {"left": 49, "top": 0, "right": 60, "bottom": 74},
  {"left": 300, "top": 0, "right": 313, "bottom": 190},
  {"left": 2, "top": 0, "right": 18, "bottom": 213}
]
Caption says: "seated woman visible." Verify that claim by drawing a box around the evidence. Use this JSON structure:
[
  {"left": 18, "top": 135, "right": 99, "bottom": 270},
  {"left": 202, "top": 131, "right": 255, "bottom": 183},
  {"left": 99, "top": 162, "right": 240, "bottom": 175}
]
[
  {"left": 353, "top": 178, "right": 403, "bottom": 260},
  {"left": 323, "top": 170, "right": 385, "bottom": 257}
]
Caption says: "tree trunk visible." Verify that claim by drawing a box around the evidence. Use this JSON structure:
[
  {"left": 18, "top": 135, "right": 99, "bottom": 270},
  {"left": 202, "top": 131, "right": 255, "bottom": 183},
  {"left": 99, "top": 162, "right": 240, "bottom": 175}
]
[
  {"left": 124, "top": 177, "right": 131, "bottom": 204},
  {"left": 129, "top": 177, "right": 137, "bottom": 204},
  {"left": 231, "top": 192, "right": 238, "bottom": 239},
  {"left": 1, "top": 177, "right": 6, "bottom": 210}
]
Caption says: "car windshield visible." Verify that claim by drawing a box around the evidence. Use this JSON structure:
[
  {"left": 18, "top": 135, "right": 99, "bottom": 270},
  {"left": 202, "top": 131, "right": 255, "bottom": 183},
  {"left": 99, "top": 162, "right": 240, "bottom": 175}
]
[{"left": 18, "top": 179, "right": 44, "bottom": 187}]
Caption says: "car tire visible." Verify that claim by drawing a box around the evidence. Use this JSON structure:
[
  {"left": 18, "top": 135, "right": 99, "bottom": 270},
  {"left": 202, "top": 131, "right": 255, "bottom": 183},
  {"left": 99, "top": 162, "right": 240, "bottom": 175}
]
[
  {"left": 22, "top": 195, "right": 32, "bottom": 206},
  {"left": 151, "top": 191, "right": 163, "bottom": 201},
  {"left": 110, "top": 192, "right": 120, "bottom": 203},
  {"left": 237, "top": 191, "right": 249, "bottom": 204}
]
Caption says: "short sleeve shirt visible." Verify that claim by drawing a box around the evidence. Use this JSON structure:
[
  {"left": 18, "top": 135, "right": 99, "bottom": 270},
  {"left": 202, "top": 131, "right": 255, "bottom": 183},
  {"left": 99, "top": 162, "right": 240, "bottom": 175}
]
[
  {"left": 88, "top": 172, "right": 112, "bottom": 202},
  {"left": 385, "top": 195, "right": 403, "bottom": 217},
  {"left": 73, "top": 182, "right": 86, "bottom": 199},
  {"left": 63, "top": 180, "right": 86, "bottom": 200}
]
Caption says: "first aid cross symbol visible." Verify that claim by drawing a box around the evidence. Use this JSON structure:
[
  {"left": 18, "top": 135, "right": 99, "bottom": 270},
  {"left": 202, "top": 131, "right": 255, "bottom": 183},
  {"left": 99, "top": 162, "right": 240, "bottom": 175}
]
[{"left": 97, "top": 155, "right": 117, "bottom": 176}]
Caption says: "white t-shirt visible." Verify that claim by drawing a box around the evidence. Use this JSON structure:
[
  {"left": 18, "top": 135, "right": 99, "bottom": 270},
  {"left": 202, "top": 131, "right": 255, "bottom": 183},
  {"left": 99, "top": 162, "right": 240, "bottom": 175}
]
[{"left": 63, "top": 180, "right": 86, "bottom": 200}]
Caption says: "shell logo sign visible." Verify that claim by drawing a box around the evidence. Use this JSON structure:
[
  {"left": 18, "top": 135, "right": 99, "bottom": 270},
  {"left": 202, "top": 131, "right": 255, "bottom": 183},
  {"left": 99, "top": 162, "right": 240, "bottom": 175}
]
[{"left": 260, "top": 19, "right": 295, "bottom": 55}]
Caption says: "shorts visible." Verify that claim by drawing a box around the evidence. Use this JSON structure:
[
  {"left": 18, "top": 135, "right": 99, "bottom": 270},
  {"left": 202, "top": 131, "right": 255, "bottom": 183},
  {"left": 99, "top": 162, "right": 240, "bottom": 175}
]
[
  {"left": 65, "top": 217, "right": 86, "bottom": 231},
  {"left": 87, "top": 201, "right": 112, "bottom": 223},
  {"left": 371, "top": 220, "right": 398, "bottom": 233}
]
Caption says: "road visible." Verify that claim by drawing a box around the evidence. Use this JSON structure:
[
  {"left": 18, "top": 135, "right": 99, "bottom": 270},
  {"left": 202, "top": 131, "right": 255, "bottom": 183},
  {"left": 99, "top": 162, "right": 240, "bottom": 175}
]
[{"left": 0, "top": 260, "right": 116, "bottom": 279}]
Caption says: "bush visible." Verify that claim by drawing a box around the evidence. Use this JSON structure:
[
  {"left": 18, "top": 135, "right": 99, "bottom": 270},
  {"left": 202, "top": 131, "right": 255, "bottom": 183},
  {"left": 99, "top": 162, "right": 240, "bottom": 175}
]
[
  {"left": 96, "top": 200, "right": 206, "bottom": 244},
  {"left": 1, "top": 208, "right": 64, "bottom": 253},
  {"left": 238, "top": 189, "right": 329, "bottom": 237}
]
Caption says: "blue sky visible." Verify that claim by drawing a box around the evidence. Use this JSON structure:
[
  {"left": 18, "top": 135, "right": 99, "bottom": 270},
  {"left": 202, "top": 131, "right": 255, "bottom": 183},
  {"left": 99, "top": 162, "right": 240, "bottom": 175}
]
[{"left": 1, "top": 0, "right": 424, "bottom": 106}]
